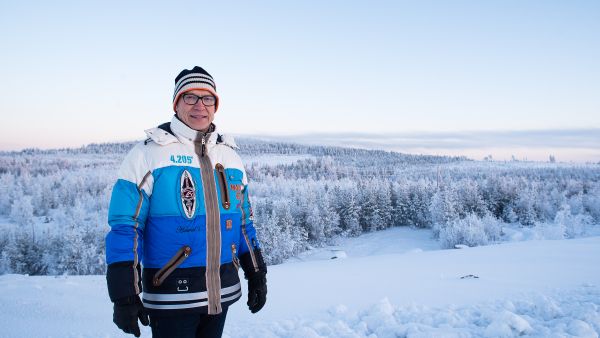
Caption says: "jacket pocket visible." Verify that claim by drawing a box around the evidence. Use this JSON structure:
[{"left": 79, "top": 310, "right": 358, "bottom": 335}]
[
  {"left": 153, "top": 246, "right": 192, "bottom": 287},
  {"left": 215, "top": 163, "right": 231, "bottom": 210}
]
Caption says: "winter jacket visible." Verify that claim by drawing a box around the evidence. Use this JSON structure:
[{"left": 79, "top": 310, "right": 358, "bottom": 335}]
[{"left": 105, "top": 116, "right": 264, "bottom": 316}]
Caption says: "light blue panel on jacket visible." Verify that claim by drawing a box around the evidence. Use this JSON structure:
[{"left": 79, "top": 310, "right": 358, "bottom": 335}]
[
  {"left": 108, "top": 179, "right": 150, "bottom": 228},
  {"left": 237, "top": 183, "right": 261, "bottom": 255},
  {"left": 106, "top": 179, "right": 149, "bottom": 264},
  {"left": 218, "top": 167, "right": 261, "bottom": 256},
  {"left": 217, "top": 167, "right": 244, "bottom": 213},
  {"left": 150, "top": 166, "right": 206, "bottom": 218}
]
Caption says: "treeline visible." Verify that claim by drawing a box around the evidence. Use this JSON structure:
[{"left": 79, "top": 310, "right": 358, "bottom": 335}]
[
  {"left": 0, "top": 140, "right": 599, "bottom": 274},
  {"left": 250, "top": 161, "right": 600, "bottom": 263}
]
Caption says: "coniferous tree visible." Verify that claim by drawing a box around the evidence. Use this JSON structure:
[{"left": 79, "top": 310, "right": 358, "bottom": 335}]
[
  {"left": 409, "top": 181, "right": 433, "bottom": 228},
  {"left": 393, "top": 181, "right": 412, "bottom": 226},
  {"left": 322, "top": 191, "right": 341, "bottom": 239},
  {"left": 339, "top": 186, "right": 361, "bottom": 236},
  {"left": 515, "top": 188, "right": 537, "bottom": 226},
  {"left": 0, "top": 173, "right": 15, "bottom": 215},
  {"left": 375, "top": 181, "right": 392, "bottom": 229},
  {"left": 1, "top": 138, "right": 600, "bottom": 274}
]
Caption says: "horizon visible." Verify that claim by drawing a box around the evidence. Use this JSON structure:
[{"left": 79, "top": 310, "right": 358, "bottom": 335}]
[{"left": 2, "top": 127, "right": 598, "bottom": 163}]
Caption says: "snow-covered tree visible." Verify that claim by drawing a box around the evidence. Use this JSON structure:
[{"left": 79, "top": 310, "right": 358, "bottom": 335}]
[
  {"left": 0, "top": 173, "right": 16, "bottom": 215},
  {"left": 338, "top": 185, "right": 361, "bottom": 236},
  {"left": 321, "top": 191, "right": 341, "bottom": 239},
  {"left": 437, "top": 213, "right": 488, "bottom": 249},
  {"left": 515, "top": 188, "right": 537, "bottom": 226},
  {"left": 429, "top": 186, "right": 460, "bottom": 227},
  {"left": 1, "top": 138, "right": 600, "bottom": 275},
  {"left": 554, "top": 204, "right": 592, "bottom": 239}
]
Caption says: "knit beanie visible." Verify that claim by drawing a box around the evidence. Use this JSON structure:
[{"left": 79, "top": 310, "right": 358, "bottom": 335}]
[{"left": 172, "top": 66, "right": 219, "bottom": 112}]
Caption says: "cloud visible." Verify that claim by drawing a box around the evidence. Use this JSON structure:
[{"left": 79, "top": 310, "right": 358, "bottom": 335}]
[{"left": 239, "top": 129, "right": 600, "bottom": 162}]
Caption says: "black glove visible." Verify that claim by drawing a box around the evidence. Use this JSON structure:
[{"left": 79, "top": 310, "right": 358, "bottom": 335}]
[
  {"left": 247, "top": 272, "right": 267, "bottom": 313},
  {"left": 240, "top": 249, "right": 268, "bottom": 313},
  {"left": 113, "top": 295, "right": 149, "bottom": 337}
]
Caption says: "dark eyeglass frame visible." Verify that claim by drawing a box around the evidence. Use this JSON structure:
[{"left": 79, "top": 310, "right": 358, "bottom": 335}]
[{"left": 181, "top": 93, "right": 217, "bottom": 106}]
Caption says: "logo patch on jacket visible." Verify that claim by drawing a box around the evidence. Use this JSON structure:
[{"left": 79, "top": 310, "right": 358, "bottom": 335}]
[{"left": 180, "top": 170, "right": 196, "bottom": 218}]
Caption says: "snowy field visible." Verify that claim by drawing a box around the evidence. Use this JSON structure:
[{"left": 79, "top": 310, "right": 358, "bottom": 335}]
[{"left": 1, "top": 227, "right": 599, "bottom": 338}]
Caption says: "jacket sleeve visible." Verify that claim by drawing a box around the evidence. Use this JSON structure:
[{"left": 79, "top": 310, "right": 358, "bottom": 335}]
[
  {"left": 105, "top": 143, "right": 152, "bottom": 301},
  {"left": 238, "top": 177, "right": 267, "bottom": 278}
]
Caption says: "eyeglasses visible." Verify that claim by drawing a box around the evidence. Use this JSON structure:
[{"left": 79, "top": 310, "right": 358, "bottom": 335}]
[{"left": 182, "top": 93, "right": 217, "bottom": 106}]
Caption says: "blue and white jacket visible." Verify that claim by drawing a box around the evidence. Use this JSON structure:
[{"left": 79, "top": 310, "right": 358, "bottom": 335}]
[{"left": 106, "top": 116, "right": 263, "bottom": 315}]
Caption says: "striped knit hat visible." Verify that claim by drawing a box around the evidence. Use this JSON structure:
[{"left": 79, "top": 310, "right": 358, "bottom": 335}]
[{"left": 172, "top": 66, "right": 219, "bottom": 112}]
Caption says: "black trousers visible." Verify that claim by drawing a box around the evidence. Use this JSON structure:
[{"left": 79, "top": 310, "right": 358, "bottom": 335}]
[{"left": 149, "top": 308, "right": 228, "bottom": 338}]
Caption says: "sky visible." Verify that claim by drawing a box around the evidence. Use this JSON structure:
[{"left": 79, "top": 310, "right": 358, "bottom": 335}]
[{"left": 0, "top": 0, "right": 599, "bottom": 161}]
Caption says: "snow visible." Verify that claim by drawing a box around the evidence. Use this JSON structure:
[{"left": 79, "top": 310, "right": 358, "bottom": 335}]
[
  {"left": 1, "top": 228, "right": 599, "bottom": 337},
  {"left": 286, "top": 227, "right": 440, "bottom": 263},
  {"left": 0, "top": 216, "right": 12, "bottom": 230},
  {"left": 502, "top": 223, "right": 600, "bottom": 242},
  {"left": 242, "top": 154, "right": 315, "bottom": 166}
]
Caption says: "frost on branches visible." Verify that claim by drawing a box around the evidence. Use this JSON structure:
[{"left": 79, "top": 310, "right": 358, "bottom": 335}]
[{"left": 0, "top": 139, "right": 599, "bottom": 274}]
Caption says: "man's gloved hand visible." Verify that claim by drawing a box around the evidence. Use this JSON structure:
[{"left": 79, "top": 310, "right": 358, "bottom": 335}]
[
  {"left": 247, "top": 272, "right": 267, "bottom": 313},
  {"left": 239, "top": 248, "right": 268, "bottom": 314},
  {"left": 113, "top": 295, "right": 149, "bottom": 337}
]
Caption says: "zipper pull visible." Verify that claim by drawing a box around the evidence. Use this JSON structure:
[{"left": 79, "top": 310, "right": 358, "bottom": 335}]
[{"left": 201, "top": 136, "right": 206, "bottom": 157}]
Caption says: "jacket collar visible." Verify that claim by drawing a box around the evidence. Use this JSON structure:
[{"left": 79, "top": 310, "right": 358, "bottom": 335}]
[
  {"left": 171, "top": 115, "right": 217, "bottom": 144},
  {"left": 145, "top": 116, "right": 219, "bottom": 146}
]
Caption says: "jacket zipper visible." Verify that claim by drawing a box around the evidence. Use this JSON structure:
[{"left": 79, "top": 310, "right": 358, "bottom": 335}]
[
  {"left": 231, "top": 244, "right": 240, "bottom": 270},
  {"left": 241, "top": 222, "right": 259, "bottom": 272},
  {"left": 152, "top": 245, "right": 192, "bottom": 287},
  {"left": 239, "top": 184, "right": 259, "bottom": 272},
  {"left": 215, "top": 163, "right": 231, "bottom": 210},
  {"left": 196, "top": 132, "right": 223, "bottom": 315},
  {"left": 133, "top": 171, "right": 152, "bottom": 294}
]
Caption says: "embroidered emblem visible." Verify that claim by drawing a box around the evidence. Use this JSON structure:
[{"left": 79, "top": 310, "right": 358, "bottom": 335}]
[
  {"left": 180, "top": 170, "right": 196, "bottom": 218},
  {"left": 226, "top": 219, "right": 232, "bottom": 230}
]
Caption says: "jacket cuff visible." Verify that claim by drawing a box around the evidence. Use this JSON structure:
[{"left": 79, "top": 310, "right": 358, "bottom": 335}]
[
  {"left": 113, "top": 295, "right": 137, "bottom": 306},
  {"left": 239, "top": 249, "right": 267, "bottom": 280},
  {"left": 106, "top": 261, "right": 142, "bottom": 302}
]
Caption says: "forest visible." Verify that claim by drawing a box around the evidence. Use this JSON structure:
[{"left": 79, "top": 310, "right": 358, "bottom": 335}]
[{"left": 1, "top": 138, "right": 599, "bottom": 275}]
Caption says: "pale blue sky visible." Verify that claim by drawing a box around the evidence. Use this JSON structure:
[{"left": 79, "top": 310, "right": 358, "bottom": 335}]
[{"left": 0, "top": 1, "right": 599, "bottom": 160}]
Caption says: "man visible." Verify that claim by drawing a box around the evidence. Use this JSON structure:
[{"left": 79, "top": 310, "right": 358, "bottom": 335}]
[{"left": 105, "top": 66, "right": 267, "bottom": 338}]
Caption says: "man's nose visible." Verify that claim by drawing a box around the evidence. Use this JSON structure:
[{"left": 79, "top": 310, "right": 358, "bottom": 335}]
[{"left": 193, "top": 101, "right": 207, "bottom": 109}]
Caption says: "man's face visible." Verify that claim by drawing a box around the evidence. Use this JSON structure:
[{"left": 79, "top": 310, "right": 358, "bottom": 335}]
[{"left": 175, "top": 89, "right": 217, "bottom": 132}]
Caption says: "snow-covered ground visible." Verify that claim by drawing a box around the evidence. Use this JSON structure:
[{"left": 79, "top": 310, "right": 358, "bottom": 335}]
[
  {"left": 1, "top": 228, "right": 599, "bottom": 338},
  {"left": 286, "top": 227, "right": 441, "bottom": 263}
]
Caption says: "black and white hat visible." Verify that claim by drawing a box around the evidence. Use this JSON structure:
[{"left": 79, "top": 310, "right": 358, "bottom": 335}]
[{"left": 172, "top": 66, "right": 219, "bottom": 111}]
